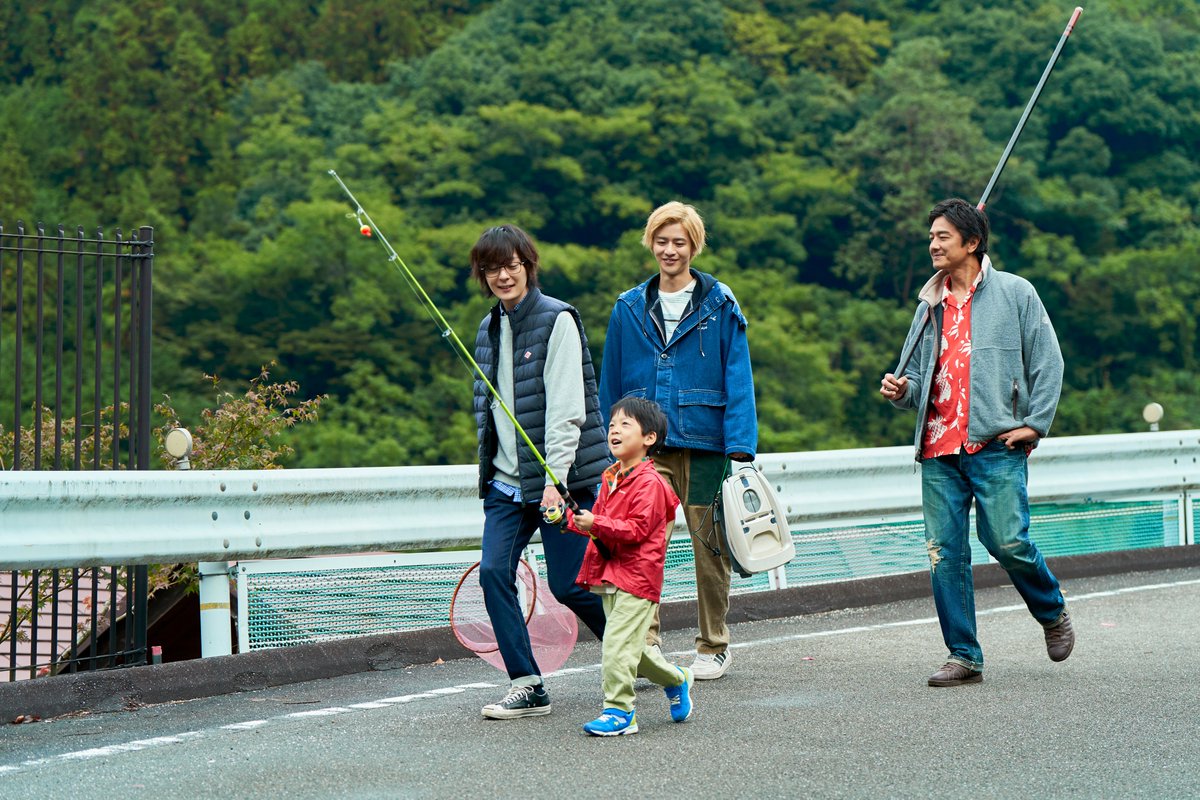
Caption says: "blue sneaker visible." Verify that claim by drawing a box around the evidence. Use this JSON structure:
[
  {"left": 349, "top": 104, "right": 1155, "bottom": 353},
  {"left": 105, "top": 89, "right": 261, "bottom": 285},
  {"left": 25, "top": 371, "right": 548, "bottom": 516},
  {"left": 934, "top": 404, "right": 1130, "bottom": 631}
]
[
  {"left": 664, "top": 666, "right": 693, "bottom": 722},
  {"left": 582, "top": 708, "right": 638, "bottom": 737}
]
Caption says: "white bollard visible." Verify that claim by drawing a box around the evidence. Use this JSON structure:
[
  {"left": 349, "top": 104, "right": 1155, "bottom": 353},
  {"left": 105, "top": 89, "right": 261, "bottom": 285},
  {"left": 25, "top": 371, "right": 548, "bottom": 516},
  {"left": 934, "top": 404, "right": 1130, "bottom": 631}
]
[{"left": 198, "top": 561, "right": 234, "bottom": 657}]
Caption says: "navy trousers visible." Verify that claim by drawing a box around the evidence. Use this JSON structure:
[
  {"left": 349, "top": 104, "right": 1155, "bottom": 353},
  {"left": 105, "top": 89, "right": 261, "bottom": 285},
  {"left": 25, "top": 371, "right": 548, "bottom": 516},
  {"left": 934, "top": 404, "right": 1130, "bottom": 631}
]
[{"left": 479, "top": 484, "right": 606, "bottom": 683}]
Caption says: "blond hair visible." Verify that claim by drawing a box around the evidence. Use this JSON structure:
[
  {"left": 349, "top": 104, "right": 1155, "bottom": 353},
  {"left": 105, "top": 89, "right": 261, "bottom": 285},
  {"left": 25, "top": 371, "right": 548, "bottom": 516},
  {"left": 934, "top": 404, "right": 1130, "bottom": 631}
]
[{"left": 642, "top": 201, "right": 706, "bottom": 256}]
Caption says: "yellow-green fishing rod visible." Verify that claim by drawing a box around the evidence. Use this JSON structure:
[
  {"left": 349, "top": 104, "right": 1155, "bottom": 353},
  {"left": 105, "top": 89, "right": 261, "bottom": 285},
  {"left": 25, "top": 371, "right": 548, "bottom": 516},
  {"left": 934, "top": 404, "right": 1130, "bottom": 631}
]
[{"left": 328, "top": 170, "right": 583, "bottom": 516}]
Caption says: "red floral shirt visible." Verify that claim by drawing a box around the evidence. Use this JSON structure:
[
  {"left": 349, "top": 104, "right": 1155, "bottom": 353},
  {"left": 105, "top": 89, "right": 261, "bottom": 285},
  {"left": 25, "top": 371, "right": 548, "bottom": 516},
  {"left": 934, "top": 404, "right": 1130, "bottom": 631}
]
[{"left": 922, "top": 270, "right": 984, "bottom": 459}]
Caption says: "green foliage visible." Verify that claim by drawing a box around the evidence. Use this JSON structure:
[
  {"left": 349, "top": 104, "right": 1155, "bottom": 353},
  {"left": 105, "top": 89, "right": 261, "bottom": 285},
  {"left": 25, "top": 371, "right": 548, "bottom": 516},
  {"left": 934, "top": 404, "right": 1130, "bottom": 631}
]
[
  {"left": 833, "top": 36, "right": 993, "bottom": 298},
  {"left": 1, "top": 0, "right": 1198, "bottom": 472},
  {"left": 0, "top": 404, "right": 126, "bottom": 472},
  {"left": 154, "top": 364, "right": 325, "bottom": 470},
  {"left": 730, "top": 4, "right": 891, "bottom": 85}
]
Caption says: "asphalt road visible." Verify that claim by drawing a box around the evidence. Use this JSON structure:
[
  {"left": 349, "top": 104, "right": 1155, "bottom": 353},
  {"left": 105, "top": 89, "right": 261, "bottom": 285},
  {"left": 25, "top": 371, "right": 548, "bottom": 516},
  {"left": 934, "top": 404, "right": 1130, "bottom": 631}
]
[{"left": 3, "top": 566, "right": 1198, "bottom": 799}]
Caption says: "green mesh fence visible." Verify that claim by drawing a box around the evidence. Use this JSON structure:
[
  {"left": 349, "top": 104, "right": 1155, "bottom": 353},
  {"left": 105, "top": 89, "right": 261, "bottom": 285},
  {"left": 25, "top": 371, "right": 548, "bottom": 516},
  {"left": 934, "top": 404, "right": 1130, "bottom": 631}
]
[
  {"left": 241, "top": 560, "right": 473, "bottom": 651},
  {"left": 240, "top": 497, "right": 1187, "bottom": 650},
  {"left": 1028, "top": 500, "right": 1181, "bottom": 556},
  {"left": 785, "top": 497, "right": 1183, "bottom": 587}
]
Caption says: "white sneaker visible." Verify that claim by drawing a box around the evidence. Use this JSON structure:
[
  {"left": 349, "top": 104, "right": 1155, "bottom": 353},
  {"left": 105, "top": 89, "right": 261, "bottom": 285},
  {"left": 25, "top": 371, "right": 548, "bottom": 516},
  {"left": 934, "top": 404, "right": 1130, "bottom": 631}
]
[{"left": 690, "top": 650, "right": 731, "bottom": 680}]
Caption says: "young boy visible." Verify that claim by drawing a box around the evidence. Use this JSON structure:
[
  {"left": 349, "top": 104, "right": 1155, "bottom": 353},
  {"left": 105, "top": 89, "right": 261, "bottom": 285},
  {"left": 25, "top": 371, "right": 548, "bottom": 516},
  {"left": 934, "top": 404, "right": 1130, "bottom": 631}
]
[{"left": 562, "top": 397, "right": 693, "bottom": 736}]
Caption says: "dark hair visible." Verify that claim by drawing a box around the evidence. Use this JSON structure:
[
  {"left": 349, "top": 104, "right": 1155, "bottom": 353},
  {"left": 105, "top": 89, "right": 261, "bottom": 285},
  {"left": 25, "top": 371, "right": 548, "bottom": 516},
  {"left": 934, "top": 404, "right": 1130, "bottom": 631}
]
[
  {"left": 928, "top": 198, "right": 989, "bottom": 260},
  {"left": 608, "top": 397, "right": 668, "bottom": 456},
  {"left": 469, "top": 225, "right": 541, "bottom": 295}
]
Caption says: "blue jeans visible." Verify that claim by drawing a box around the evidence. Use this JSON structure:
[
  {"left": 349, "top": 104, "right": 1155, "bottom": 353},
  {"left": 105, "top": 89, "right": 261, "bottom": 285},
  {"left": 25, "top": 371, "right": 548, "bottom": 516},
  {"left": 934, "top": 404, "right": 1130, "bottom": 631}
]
[
  {"left": 479, "top": 484, "right": 605, "bottom": 684},
  {"left": 921, "top": 441, "right": 1065, "bottom": 670}
]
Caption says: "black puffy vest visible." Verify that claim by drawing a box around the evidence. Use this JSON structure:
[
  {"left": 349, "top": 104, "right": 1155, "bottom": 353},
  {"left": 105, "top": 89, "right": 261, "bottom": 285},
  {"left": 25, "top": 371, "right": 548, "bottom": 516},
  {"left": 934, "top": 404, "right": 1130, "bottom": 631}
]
[{"left": 473, "top": 287, "right": 609, "bottom": 501}]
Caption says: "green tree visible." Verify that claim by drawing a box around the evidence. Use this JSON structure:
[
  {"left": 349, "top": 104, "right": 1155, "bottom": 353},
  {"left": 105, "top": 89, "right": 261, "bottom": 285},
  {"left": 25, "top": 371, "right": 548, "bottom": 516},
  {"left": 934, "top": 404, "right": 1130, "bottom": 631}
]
[
  {"left": 790, "top": 11, "right": 891, "bottom": 87},
  {"left": 834, "top": 37, "right": 992, "bottom": 300}
]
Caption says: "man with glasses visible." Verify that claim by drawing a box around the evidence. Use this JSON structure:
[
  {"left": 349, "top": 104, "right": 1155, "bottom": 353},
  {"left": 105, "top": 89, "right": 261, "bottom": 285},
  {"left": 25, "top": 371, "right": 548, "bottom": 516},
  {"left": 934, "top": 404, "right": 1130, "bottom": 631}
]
[{"left": 469, "top": 224, "right": 609, "bottom": 719}]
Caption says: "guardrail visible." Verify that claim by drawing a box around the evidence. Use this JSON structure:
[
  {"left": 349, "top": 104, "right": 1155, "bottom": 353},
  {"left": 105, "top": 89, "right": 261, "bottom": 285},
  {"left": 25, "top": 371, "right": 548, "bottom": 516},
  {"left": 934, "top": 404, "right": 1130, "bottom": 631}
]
[
  {"left": 2, "top": 431, "right": 1198, "bottom": 570},
  {"left": 3, "top": 430, "right": 1198, "bottom": 662}
]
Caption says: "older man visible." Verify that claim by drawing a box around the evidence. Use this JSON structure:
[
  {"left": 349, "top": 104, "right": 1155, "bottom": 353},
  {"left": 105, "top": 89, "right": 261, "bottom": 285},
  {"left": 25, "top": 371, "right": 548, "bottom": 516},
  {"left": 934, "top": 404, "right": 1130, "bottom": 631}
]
[{"left": 881, "top": 198, "right": 1075, "bottom": 687}]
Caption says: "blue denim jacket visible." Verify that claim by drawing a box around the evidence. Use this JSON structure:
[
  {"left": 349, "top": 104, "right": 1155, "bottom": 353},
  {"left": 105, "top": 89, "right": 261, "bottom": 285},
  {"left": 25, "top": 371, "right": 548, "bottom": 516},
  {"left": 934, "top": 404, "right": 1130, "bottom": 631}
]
[{"left": 599, "top": 270, "right": 758, "bottom": 457}]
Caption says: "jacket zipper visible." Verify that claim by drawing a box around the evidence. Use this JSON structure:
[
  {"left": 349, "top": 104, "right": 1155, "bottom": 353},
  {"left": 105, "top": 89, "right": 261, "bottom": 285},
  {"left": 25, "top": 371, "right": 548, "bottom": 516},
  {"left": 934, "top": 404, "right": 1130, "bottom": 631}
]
[
  {"left": 650, "top": 309, "right": 667, "bottom": 345},
  {"left": 650, "top": 301, "right": 703, "bottom": 352},
  {"left": 1011, "top": 379, "right": 1019, "bottom": 419}
]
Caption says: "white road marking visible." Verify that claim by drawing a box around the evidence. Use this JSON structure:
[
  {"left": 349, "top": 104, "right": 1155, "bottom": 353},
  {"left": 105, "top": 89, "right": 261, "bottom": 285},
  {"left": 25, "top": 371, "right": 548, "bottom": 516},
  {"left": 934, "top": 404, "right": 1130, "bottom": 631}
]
[
  {"left": 4, "top": 575, "right": 1197, "bottom": 777},
  {"left": 284, "top": 707, "right": 351, "bottom": 718},
  {"left": 221, "top": 720, "right": 269, "bottom": 730}
]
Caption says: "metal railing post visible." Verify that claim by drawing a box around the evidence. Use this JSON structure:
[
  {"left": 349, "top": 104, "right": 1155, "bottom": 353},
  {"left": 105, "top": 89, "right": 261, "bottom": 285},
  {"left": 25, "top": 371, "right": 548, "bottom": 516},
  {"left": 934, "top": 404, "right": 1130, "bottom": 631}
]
[
  {"left": 135, "top": 226, "right": 153, "bottom": 471},
  {"left": 1185, "top": 490, "right": 1196, "bottom": 546}
]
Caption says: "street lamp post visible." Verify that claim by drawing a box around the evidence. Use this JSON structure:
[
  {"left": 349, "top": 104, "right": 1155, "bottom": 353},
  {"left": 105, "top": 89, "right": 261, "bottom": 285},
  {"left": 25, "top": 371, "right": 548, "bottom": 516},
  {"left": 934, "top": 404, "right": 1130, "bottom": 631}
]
[{"left": 167, "top": 428, "right": 234, "bottom": 658}]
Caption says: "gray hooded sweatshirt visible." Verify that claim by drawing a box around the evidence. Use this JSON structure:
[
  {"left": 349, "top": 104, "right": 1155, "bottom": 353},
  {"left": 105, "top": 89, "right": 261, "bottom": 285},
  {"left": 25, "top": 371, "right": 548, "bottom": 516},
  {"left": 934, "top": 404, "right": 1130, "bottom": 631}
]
[{"left": 890, "top": 255, "right": 1064, "bottom": 460}]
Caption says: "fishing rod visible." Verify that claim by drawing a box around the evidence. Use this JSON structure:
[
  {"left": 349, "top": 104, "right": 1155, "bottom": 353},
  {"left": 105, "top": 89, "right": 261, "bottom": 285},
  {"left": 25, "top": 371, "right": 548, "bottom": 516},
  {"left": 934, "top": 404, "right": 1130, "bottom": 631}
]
[
  {"left": 328, "top": 170, "right": 607, "bottom": 548},
  {"left": 891, "top": 6, "right": 1083, "bottom": 378},
  {"left": 329, "top": 173, "right": 571, "bottom": 506}
]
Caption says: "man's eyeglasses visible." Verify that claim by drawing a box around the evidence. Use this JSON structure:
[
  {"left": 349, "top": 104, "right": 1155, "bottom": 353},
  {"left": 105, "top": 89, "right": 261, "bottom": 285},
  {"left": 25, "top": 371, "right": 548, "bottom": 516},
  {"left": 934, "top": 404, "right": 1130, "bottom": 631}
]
[{"left": 483, "top": 260, "right": 527, "bottom": 277}]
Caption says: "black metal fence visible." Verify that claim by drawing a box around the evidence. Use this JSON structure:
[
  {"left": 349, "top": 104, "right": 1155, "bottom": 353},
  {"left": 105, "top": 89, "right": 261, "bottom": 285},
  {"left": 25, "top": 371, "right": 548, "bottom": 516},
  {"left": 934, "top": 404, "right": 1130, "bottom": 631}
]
[{"left": 1, "top": 220, "right": 153, "bottom": 682}]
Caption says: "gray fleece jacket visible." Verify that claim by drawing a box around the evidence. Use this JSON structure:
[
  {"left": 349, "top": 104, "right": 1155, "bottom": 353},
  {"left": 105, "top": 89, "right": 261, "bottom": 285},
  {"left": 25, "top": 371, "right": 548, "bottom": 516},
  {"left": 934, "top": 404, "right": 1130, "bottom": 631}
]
[{"left": 890, "top": 256, "right": 1064, "bottom": 460}]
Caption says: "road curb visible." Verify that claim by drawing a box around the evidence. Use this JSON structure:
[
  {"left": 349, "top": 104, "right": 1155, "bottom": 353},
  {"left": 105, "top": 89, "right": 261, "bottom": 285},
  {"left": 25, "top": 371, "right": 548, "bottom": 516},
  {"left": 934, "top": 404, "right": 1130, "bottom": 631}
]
[{"left": 5, "top": 544, "right": 1198, "bottom": 720}]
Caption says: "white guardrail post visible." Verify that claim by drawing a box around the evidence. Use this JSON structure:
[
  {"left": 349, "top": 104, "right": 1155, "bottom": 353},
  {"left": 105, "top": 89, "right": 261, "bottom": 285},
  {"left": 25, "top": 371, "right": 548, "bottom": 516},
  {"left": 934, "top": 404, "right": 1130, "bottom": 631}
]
[{"left": 198, "top": 561, "right": 234, "bottom": 657}]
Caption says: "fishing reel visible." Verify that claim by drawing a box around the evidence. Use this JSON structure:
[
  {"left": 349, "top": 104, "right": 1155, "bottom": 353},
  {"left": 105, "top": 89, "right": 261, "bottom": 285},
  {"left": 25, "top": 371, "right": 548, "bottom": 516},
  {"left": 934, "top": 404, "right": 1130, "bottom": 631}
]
[{"left": 540, "top": 503, "right": 566, "bottom": 525}]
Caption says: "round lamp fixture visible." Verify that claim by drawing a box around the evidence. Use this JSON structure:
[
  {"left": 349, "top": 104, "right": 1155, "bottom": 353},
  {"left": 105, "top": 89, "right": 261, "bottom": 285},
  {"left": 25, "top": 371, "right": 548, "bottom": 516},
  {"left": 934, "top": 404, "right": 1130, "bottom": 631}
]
[
  {"left": 165, "top": 427, "right": 194, "bottom": 460},
  {"left": 1142, "top": 403, "right": 1164, "bottom": 425}
]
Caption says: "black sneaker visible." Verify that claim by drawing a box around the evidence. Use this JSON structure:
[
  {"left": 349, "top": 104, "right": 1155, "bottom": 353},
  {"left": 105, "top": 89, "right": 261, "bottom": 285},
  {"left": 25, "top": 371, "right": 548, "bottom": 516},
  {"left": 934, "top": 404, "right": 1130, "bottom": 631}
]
[{"left": 481, "top": 684, "right": 551, "bottom": 719}]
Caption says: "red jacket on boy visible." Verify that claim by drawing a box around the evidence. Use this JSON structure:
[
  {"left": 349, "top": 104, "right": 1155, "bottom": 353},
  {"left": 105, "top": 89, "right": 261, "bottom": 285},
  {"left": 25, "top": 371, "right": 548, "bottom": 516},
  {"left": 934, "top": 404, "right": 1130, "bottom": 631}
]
[{"left": 567, "top": 459, "right": 680, "bottom": 603}]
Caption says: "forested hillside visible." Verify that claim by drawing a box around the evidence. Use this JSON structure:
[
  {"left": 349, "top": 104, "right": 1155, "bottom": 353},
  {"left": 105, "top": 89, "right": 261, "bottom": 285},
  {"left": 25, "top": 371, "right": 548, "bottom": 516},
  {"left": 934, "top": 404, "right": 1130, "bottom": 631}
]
[{"left": 2, "top": 0, "right": 1197, "bottom": 467}]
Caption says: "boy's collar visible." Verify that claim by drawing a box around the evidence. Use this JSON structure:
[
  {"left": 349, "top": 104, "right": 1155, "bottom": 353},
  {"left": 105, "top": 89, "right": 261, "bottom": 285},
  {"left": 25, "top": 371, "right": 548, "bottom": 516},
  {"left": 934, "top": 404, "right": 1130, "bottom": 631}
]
[{"left": 603, "top": 457, "right": 650, "bottom": 490}]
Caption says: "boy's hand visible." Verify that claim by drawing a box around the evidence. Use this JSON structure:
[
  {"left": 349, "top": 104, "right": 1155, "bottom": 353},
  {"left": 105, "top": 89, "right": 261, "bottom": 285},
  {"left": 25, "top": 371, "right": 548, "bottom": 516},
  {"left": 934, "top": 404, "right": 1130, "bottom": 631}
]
[{"left": 573, "top": 509, "right": 595, "bottom": 532}]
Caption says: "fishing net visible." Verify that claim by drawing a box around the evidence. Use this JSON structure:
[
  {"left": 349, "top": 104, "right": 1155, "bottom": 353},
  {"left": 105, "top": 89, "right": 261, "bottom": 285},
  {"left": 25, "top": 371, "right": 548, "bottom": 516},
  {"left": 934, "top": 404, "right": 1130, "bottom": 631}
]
[{"left": 449, "top": 560, "right": 578, "bottom": 674}]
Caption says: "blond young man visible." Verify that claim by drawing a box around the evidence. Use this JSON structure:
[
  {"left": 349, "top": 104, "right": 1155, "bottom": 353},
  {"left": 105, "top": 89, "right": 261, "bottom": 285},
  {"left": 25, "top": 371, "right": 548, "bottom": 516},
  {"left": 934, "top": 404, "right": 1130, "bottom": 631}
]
[{"left": 598, "top": 202, "right": 758, "bottom": 680}]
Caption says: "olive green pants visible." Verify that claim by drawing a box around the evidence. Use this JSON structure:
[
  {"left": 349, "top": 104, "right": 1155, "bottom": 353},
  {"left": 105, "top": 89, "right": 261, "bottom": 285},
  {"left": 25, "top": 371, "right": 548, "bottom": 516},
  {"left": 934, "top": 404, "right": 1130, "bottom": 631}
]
[{"left": 600, "top": 589, "right": 683, "bottom": 712}]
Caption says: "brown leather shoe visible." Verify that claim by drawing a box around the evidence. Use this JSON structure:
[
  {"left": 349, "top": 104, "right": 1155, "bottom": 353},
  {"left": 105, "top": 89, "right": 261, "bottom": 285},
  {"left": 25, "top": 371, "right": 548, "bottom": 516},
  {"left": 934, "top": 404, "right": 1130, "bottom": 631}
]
[
  {"left": 1044, "top": 609, "right": 1075, "bottom": 662},
  {"left": 927, "top": 662, "right": 983, "bottom": 687}
]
